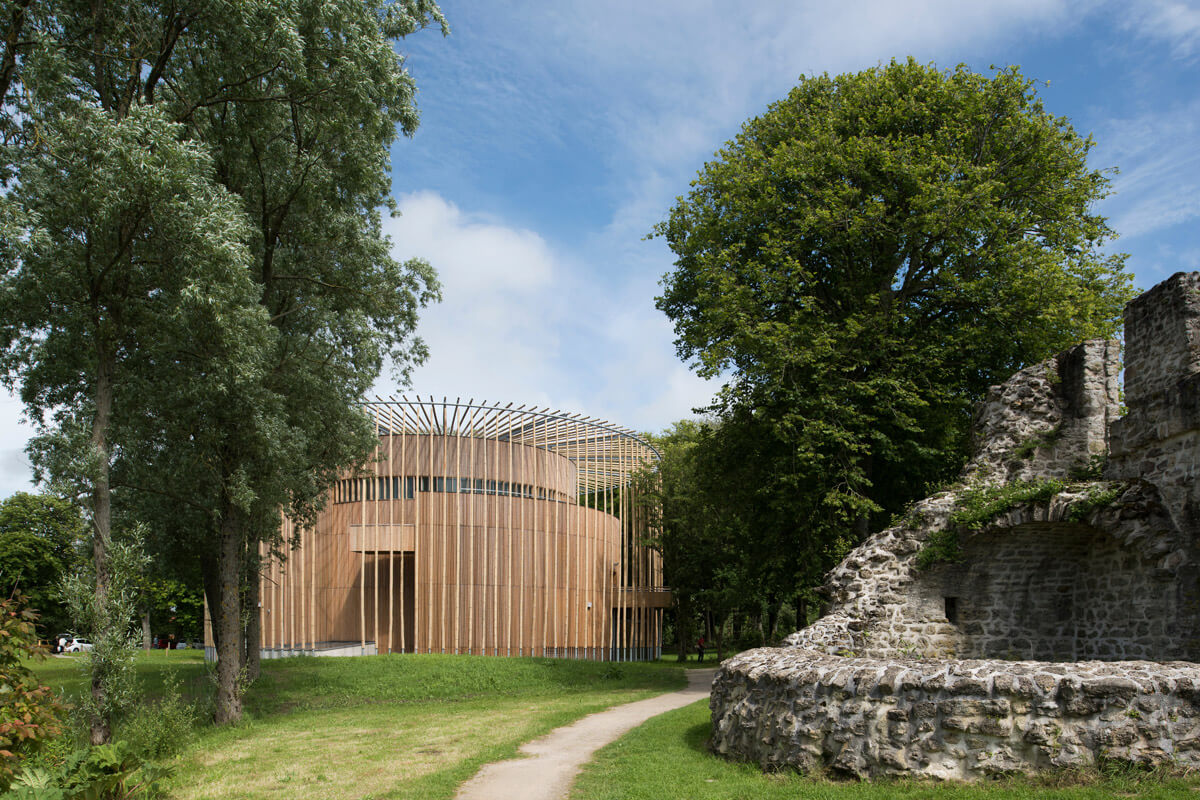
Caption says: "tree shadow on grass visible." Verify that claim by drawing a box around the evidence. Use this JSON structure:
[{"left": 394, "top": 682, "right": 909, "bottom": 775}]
[{"left": 682, "top": 717, "right": 713, "bottom": 755}]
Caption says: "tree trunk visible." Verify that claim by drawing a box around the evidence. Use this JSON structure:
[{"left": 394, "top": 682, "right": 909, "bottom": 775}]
[
  {"left": 766, "top": 600, "right": 780, "bottom": 645},
  {"left": 673, "top": 599, "right": 690, "bottom": 662},
  {"left": 202, "top": 551, "right": 221, "bottom": 653},
  {"left": 795, "top": 594, "right": 808, "bottom": 630},
  {"left": 713, "top": 612, "right": 725, "bottom": 662},
  {"left": 142, "top": 606, "right": 151, "bottom": 650},
  {"left": 243, "top": 555, "right": 261, "bottom": 682},
  {"left": 213, "top": 512, "right": 243, "bottom": 725},
  {"left": 88, "top": 347, "right": 113, "bottom": 746}
]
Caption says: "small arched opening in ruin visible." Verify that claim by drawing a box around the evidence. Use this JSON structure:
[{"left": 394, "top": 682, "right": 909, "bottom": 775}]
[{"left": 919, "top": 522, "right": 1178, "bottom": 662}]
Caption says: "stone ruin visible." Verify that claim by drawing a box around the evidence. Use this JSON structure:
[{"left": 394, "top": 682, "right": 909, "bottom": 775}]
[{"left": 710, "top": 272, "right": 1200, "bottom": 780}]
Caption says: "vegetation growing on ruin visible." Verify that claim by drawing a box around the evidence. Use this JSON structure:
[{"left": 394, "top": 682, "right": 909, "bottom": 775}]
[
  {"left": 1010, "top": 426, "right": 1063, "bottom": 461},
  {"left": 914, "top": 529, "right": 965, "bottom": 570},
  {"left": 915, "top": 478, "right": 1129, "bottom": 568},
  {"left": 1065, "top": 483, "right": 1127, "bottom": 523},
  {"left": 948, "top": 479, "right": 1066, "bottom": 531},
  {"left": 915, "top": 479, "right": 1065, "bottom": 568}
]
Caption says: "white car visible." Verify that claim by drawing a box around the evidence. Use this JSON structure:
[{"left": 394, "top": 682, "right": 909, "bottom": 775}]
[{"left": 65, "top": 638, "right": 93, "bottom": 653}]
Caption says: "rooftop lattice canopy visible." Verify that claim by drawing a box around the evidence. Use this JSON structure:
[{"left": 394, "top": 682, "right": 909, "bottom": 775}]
[{"left": 365, "top": 396, "right": 660, "bottom": 494}]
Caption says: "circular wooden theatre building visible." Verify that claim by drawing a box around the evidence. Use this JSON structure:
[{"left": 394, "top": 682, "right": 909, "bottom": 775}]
[{"left": 257, "top": 398, "right": 669, "bottom": 660}]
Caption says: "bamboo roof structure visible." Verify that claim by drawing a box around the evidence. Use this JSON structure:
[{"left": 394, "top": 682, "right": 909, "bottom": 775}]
[{"left": 366, "top": 396, "right": 661, "bottom": 494}]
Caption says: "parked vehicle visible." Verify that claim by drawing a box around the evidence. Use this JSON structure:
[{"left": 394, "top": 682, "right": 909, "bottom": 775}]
[{"left": 65, "top": 637, "right": 93, "bottom": 653}]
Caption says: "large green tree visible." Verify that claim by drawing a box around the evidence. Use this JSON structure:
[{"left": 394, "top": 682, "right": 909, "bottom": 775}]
[
  {"left": 0, "top": 492, "right": 86, "bottom": 637},
  {"left": 0, "top": 96, "right": 265, "bottom": 744},
  {"left": 128, "top": 0, "right": 444, "bottom": 722},
  {"left": 656, "top": 59, "right": 1134, "bottom": 600},
  {"left": 0, "top": 0, "right": 445, "bottom": 728}
]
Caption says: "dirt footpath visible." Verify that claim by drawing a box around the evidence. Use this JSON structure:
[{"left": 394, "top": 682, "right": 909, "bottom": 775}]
[{"left": 454, "top": 668, "right": 717, "bottom": 800}]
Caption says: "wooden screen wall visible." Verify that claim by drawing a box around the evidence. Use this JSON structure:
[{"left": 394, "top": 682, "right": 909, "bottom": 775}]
[{"left": 258, "top": 399, "right": 664, "bottom": 660}]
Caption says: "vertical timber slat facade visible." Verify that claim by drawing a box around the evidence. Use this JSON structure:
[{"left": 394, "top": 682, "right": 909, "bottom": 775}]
[{"left": 249, "top": 397, "right": 668, "bottom": 660}]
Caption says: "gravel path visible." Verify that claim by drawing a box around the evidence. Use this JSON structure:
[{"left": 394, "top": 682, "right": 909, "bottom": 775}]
[{"left": 454, "top": 668, "right": 717, "bottom": 800}]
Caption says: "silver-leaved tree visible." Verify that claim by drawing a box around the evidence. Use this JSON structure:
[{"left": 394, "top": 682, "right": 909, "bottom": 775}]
[{"left": 0, "top": 0, "right": 445, "bottom": 732}]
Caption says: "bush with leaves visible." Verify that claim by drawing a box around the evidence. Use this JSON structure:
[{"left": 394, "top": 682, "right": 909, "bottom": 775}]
[
  {"left": 4, "top": 740, "right": 164, "bottom": 799},
  {"left": 60, "top": 533, "right": 147, "bottom": 744},
  {"left": 0, "top": 597, "right": 62, "bottom": 790},
  {"left": 114, "top": 671, "right": 196, "bottom": 763}
]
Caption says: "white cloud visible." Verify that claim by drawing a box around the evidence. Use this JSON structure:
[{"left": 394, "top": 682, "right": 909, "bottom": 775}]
[
  {"left": 377, "top": 191, "right": 719, "bottom": 433},
  {"left": 0, "top": 392, "right": 38, "bottom": 499},
  {"left": 1123, "top": 0, "right": 1200, "bottom": 59},
  {"left": 1093, "top": 97, "right": 1200, "bottom": 239},
  {"left": 391, "top": 191, "right": 557, "bottom": 294}
]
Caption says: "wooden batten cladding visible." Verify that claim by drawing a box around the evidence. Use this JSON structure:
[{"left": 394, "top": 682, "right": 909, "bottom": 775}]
[{"left": 256, "top": 397, "right": 665, "bottom": 661}]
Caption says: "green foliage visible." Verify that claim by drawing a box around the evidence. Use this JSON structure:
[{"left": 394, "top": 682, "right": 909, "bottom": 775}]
[
  {"left": 915, "top": 479, "right": 1121, "bottom": 568},
  {"left": 137, "top": 581, "right": 201, "bottom": 645},
  {"left": 913, "top": 529, "right": 964, "bottom": 571},
  {"left": 1070, "top": 453, "right": 1108, "bottom": 481},
  {"left": 60, "top": 534, "right": 147, "bottom": 738},
  {"left": 948, "top": 480, "right": 1065, "bottom": 532},
  {"left": 0, "top": 598, "right": 63, "bottom": 791},
  {"left": 0, "top": 0, "right": 446, "bottom": 726},
  {"left": 4, "top": 740, "right": 165, "bottom": 800},
  {"left": 0, "top": 494, "right": 86, "bottom": 637},
  {"left": 113, "top": 672, "right": 195, "bottom": 763},
  {"left": 1065, "top": 483, "right": 1126, "bottom": 523},
  {"left": 1010, "top": 426, "right": 1062, "bottom": 461},
  {"left": 653, "top": 59, "right": 1134, "bottom": 605}
]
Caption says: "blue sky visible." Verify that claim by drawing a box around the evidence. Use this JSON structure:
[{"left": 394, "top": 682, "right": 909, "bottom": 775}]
[{"left": 2, "top": 0, "right": 1200, "bottom": 496}]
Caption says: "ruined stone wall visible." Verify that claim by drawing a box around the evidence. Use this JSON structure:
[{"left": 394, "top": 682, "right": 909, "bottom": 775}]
[
  {"left": 1108, "top": 272, "right": 1200, "bottom": 525},
  {"left": 713, "top": 273, "right": 1200, "bottom": 780},
  {"left": 967, "top": 340, "right": 1120, "bottom": 484},
  {"left": 783, "top": 480, "right": 1191, "bottom": 663},
  {"left": 711, "top": 649, "right": 1200, "bottom": 781},
  {"left": 937, "top": 523, "right": 1177, "bottom": 662}
]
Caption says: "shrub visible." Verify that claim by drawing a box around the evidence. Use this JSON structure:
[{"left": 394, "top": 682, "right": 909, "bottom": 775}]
[
  {"left": 115, "top": 672, "right": 195, "bottom": 762},
  {"left": 5, "top": 740, "right": 165, "bottom": 799},
  {"left": 0, "top": 596, "right": 64, "bottom": 790}
]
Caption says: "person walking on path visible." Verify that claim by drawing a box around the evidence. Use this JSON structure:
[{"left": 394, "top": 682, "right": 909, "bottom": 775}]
[
  {"left": 455, "top": 668, "right": 717, "bottom": 800},
  {"left": 696, "top": 636, "right": 705, "bottom": 662}
]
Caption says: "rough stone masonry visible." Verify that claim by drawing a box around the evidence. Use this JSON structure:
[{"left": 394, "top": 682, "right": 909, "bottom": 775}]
[{"left": 710, "top": 272, "right": 1200, "bottom": 780}]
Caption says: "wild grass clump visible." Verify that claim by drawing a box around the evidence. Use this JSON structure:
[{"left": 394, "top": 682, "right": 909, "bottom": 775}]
[{"left": 115, "top": 670, "right": 199, "bottom": 761}]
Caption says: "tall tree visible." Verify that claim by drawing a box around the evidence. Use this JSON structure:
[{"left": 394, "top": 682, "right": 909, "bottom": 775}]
[
  {"left": 656, "top": 59, "right": 1135, "bottom": 603},
  {"left": 144, "top": 0, "right": 444, "bottom": 721},
  {"left": 1, "top": 0, "right": 445, "bottom": 729},
  {"left": 637, "top": 421, "right": 710, "bottom": 661},
  {"left": 0, "top": 99, "right": 264, "bottom": 743}
]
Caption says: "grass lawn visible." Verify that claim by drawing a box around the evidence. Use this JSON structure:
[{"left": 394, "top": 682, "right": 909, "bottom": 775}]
[
  {"left": 30, "top": 648, "right": 211, "bottom": 703},
  {"left": 157, "top": 654, "right": 683, "bottom": 800},
  {"left": 35, "top": 651, "right": 1200, "bottom": 800},
  {"left": 571, "top": 700, "right": 1200, "bottom": 800}
]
